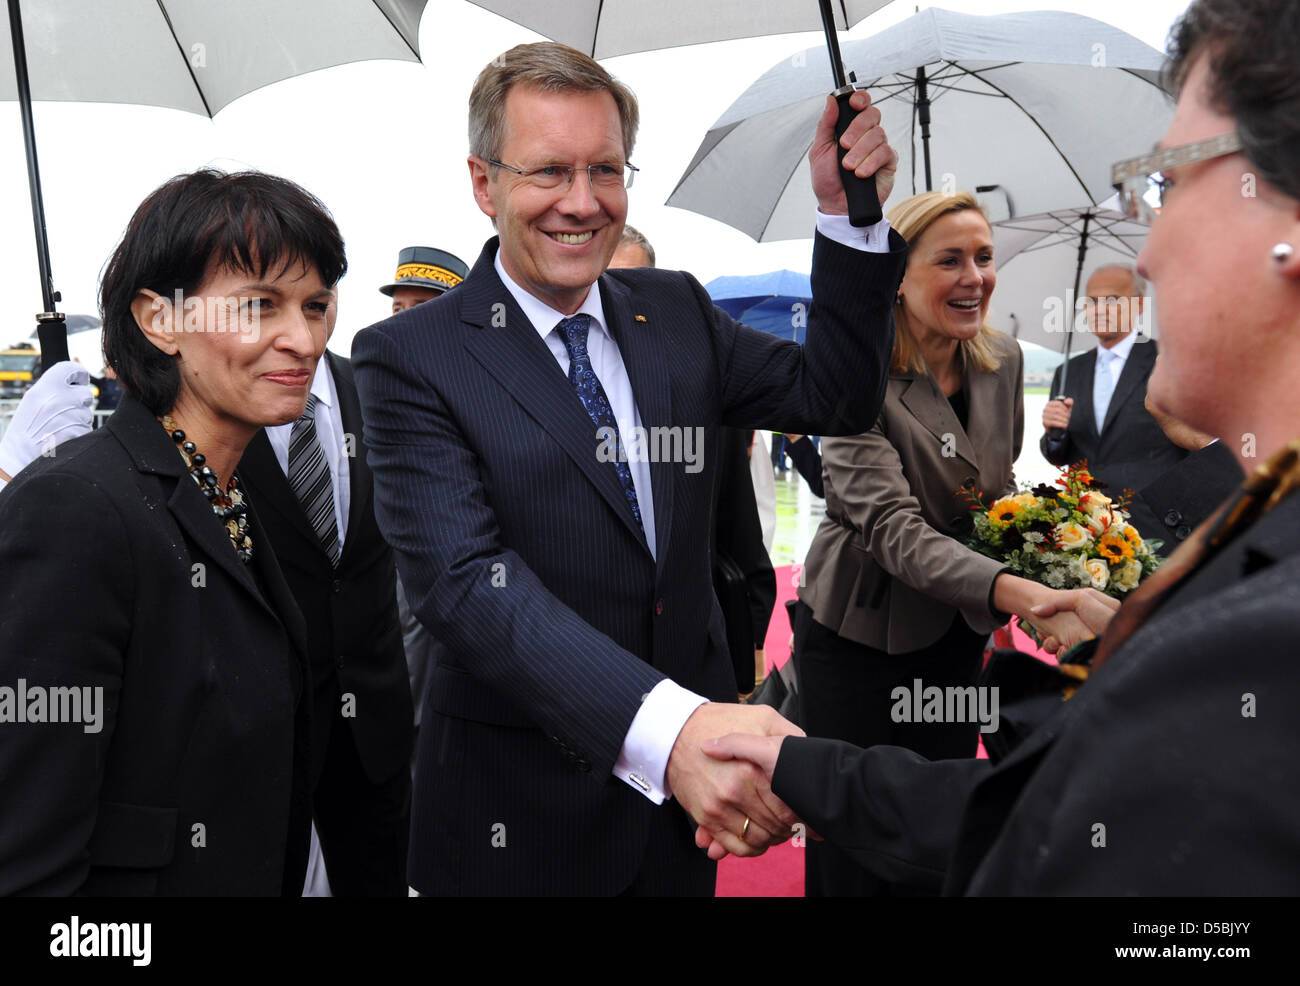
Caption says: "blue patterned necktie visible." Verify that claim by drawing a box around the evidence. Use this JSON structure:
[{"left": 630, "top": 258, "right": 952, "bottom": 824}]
[
  {"left": 556, "top": 314, "right": 643, "bottom": 532},
  {"left": 287, "top": 394, "right": 341, "bottom": 566}
]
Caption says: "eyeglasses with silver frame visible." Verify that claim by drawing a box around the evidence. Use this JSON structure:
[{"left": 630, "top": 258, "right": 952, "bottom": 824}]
[
  {"left": 1110, "top": 132, "right": 1242, "bottom": 222},
  {"left": 488, "top": 159, "right": 639, "bottom": 191}
]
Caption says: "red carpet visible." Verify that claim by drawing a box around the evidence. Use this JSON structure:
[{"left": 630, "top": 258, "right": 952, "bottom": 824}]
[
  {"left": 714, "top": 565, "right": 1057, "bottom": 897},
  {"left": 716, "top": 564, "right": 803, "bottom": 897}
]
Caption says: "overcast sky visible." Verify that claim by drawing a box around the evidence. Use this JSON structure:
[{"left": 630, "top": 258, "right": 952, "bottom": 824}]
[{"left": 1, "top": 0, "right": 1191, "bottom": 360}]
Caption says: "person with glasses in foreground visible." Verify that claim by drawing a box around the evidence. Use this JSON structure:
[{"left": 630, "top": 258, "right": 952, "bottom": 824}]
[
  {"left": 353, "top": 40, "right": 918, "bottom": 895},
  {"left": 703, "top": 0, "right": 1300, "bottom": 894}
]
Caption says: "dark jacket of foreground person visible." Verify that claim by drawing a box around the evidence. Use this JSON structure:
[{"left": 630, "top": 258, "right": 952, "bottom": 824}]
[
  {"left": 0, "top": 397, "right": 311, "bottom": 895},
  {"left": 773, "top": 493, "right": 1300, "bottom": 894}
]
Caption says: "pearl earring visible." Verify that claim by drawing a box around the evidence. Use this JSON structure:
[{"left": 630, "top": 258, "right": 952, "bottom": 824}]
[{"left": 1273, "top": 243, "right": 1294, "bottom": 262}]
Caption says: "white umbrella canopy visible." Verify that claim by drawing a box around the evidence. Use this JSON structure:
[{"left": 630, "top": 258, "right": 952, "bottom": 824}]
[
  {"left": 0, "top": 0, "right": 427, "bottom": 116},
  {"left": 989, "top": 198, "right": 1154, "bottom": 355},
  {"left": 2, "top": 0, "right": 429, "bottom": 360},
  {"left": 667, "top": 7, "right": 1174, "bottom": 242},
  {"left": 464, "top": 0, "right": 893, "bottom": 59}
]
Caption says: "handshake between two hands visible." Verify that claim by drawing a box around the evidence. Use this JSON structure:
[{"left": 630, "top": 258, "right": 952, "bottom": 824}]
[
  {"left": 665, "top": 589, "right": 1124, "bottom": 861},
  {"left": 1019, "top": 586, "right": 1123, "bottom": 655},
  {"left": 666, "top": 702, "right": 809, "bottom": 862}
]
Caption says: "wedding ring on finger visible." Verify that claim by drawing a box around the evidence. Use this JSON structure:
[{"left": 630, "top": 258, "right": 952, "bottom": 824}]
[{"left": 741, "top": 816, "right": 751, "bottom": 840}]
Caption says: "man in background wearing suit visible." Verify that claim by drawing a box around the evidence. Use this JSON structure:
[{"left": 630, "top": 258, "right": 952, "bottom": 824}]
[
  {"left": 353, "top": 41, "right": 906, "bottom": 895},
  {"left": 1040, "top": 265, "right": 1186, "bottom": 493},
  {"left": 239, "top": 337, "right": 414, "bottom": 896},
  {"left": 1123, "top": 387, "right": 1242, "bottom": 556},
  {"left": 375, "top": 246, "right": 471, "bottom": 748},
  {"left": 608, "top": 226, "right": 777, "bottom": 696}
]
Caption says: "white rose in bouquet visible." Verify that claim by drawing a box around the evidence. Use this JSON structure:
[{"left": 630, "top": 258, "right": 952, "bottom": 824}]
[
  {"left": 1085, "top": 558, "right": 1110, "bottom": 590},
  {"left": 1112, "top": 557, "right": 1142, "bottom": 592},
  {"left": 1055, "top": 523, "right": 1094, "bottom": 550},
  {"left": 1081, "top": 493, "right": 1119, "bottom": 533}
]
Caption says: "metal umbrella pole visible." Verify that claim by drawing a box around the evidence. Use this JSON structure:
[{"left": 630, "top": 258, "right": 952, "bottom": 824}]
[
  {"left": 915, "top": 63, "right": 932, "bottom": 191},
  {"left": 817, "top": 0, "right": 881, "bottom": 227},
  {"left": 7, "top": 0, "right": 68, "bottom": 366},
  {"left": 1057, "top": 209, "right": 1094, "bottom": 395},
  {"left": 1044, "top": 209, "right": 1093, "bottom": 446}
]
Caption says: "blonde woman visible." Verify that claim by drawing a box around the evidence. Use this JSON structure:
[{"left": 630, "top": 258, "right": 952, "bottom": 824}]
[{"left": 793, "top": 190, "right": 1098, "bottom": 895}]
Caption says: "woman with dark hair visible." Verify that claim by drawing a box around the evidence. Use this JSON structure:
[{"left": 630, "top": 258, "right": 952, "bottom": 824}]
[
  {"left": 0, "top": 169, "right": 347, "bottom": 895},
  {"left": 706, "top": 0, "right": 1300, "bottom": 894}
]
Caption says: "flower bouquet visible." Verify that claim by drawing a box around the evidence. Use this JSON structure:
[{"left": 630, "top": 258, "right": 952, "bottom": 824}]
[{"left": 958, "top": 462, "right": 1163, "bottom": 613}]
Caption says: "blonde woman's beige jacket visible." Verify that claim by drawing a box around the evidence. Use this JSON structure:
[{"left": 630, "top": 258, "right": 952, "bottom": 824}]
[{"left": 800, "top": 332, "right": 1024, "bottom": 653}]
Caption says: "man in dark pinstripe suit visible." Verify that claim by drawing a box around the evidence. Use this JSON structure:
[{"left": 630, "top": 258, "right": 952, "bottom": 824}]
[{"left": 352, "top": 41, "right": 906, "bottom": 894}]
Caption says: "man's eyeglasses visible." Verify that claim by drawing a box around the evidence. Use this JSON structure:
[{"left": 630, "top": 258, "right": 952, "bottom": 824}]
[
  {"left": 488, "top": 159, "right": 639, "bottom": 191},
  {"left": 1110, "top": 132, "right": 1242, "bottom": 222}
]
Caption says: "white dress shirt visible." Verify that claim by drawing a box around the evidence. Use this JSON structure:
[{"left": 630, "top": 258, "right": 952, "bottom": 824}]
[
  {"left": 264, "top": 354, "right": 349, "bottom": 898},
  {"left": 495, "top": 253, "right": 659, "bottom": 561},
  {"left": 1092, "top": 331, "right": 1138, "bottom": 433},
  {"left": 749, "top": 430, "right": 777, "bottom": 553},
  {"left": 493, "top": 210, "right": 892, "bottom": 803},
  {"left": 264, "top": 355, "right": 351, "bottom": 556}
]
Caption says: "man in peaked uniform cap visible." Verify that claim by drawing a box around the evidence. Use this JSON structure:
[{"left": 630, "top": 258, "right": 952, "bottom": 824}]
[{"left": 380, "top": 246, "right": 471, "bottom": 315}]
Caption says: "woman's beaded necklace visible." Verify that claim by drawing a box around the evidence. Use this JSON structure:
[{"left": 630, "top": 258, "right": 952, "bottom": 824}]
[{"left": 159, "top": 415, "right": 253, "bottom": 563}]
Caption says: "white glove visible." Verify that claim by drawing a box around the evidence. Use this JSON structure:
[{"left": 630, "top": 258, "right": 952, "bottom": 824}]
[{"left": 0, "top": 361, "right": 95, "bottom": 484}]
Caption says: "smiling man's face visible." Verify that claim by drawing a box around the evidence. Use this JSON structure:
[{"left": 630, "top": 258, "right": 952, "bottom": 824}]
[{"left": 471, "top": 85, "right": 628, "bottom": 314}]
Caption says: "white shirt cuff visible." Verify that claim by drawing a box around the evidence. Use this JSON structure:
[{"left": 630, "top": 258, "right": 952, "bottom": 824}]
[
  {"left": 816, "top": 209, "right": 893, "bottom": 253},
  {"left": 613, "top": 679, "right": 708, "bottom": 804}
]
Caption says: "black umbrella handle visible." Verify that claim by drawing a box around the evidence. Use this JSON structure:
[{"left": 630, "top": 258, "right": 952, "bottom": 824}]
[
  {"left": 37, "top": 313, "right": 70, "bottom": 368},
  {"left": 833, "top": 87, "right": 883, "bottom": 227},
  {"left": 818, "top": 0, "right": 881, "bottom": 227}
]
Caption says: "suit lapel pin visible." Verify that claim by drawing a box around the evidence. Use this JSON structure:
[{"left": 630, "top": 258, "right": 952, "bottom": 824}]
[{"left": 634, "top": 314, "right": 647, "bottom": 322}]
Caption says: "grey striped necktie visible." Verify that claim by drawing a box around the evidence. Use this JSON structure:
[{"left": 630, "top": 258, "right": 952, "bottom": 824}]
[{"left": 288, "top": 394, "right": 340, "bottom": 566}]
